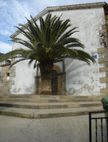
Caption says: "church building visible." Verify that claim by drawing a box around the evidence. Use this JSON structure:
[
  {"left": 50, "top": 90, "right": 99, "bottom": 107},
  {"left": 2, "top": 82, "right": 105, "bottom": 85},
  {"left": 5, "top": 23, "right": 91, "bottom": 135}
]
[{"left": 10, "top": 2, "right": 108, "bottom": 96}]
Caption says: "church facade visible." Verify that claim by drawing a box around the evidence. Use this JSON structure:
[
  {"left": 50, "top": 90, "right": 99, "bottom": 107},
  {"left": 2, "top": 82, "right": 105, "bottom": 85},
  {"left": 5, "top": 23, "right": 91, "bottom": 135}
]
[{"left": 10, "top": 2, "right": 108, "bottom": 96}]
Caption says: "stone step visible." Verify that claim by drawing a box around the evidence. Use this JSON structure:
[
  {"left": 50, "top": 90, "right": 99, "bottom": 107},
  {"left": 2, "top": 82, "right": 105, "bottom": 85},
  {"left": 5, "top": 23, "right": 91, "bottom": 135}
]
[
  {"left": 0, "top": 101, "right": 102, "bottom": 109},
  {"left": 0, "top": 106, "right": 103, "bottom": 119},
  {"left": 0, "top": 98, "right": 101, "bottom": 103},
  {"left": 0, "top": 95, "right": 103, "bottom": 103},
  {"left": 0, "top": 95, "right": 103, "bottom": 119}
]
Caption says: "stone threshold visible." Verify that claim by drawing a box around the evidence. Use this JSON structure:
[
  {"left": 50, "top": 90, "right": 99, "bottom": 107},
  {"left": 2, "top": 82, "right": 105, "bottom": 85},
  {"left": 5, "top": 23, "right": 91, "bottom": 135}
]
[{"left": 0, "top": 106, "right": 103, "bottom": 119}]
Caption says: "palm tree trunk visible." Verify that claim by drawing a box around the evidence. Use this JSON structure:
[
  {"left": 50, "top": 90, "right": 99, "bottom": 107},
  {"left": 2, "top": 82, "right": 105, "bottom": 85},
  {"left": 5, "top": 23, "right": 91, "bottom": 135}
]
[
  {"left": 39, "top": 78, "right": 51, "bottom": 95},
  {"left": 39, "top": 63, "right": 53, "bottom": 95}
]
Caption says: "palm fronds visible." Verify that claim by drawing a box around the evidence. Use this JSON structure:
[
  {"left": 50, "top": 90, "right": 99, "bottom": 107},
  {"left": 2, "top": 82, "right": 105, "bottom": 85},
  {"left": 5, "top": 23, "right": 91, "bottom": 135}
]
[{"left": 0, "top": 13, "right": 95, "bottom": 71}]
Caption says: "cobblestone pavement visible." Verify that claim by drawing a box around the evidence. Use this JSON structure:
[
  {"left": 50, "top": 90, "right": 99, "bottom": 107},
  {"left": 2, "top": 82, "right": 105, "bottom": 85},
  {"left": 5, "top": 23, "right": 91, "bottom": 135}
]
[{"left": 0, "top": 115, "right": 90, "bottom": 142}]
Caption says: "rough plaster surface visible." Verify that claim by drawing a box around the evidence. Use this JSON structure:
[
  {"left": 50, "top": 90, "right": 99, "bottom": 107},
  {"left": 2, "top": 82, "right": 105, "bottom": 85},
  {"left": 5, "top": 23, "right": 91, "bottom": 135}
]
[
  {"left": 51, "top": 8, "right": 106, "bottom": 96},
  {"left": 11, "top": 61, "right": 36, "bottom": 94},
  {"left": 11, "top": 39, "right": 36, "bottom": 95},
  {"left": 11, "top": 7, "right": 106, "bottom": 95}
]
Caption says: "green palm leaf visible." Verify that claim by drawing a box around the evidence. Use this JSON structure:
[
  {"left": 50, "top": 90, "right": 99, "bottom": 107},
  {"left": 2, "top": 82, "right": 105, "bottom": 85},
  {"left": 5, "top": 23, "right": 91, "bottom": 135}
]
[{"left": 0, "top": 13, "right": 95, "bottom": 77}]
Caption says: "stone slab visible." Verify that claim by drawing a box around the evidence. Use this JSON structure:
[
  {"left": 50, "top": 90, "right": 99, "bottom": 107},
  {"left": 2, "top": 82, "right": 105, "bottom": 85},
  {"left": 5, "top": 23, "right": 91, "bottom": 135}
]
[
  {"left": 0, "top": 106, "right": 103, "bottom": 119},
  {"left": 0, "top": 101, "right": 102, "bottom": 109}
]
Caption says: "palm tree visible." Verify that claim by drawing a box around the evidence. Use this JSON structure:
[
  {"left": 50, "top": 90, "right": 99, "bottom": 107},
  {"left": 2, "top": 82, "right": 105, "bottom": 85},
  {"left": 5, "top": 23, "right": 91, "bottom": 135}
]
[{"left": 0, "top": 14, "right": 95, "bottom": 95}]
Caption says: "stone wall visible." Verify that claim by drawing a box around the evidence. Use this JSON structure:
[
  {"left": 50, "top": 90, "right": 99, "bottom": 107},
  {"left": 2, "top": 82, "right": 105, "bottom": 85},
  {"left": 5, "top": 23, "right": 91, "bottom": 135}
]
[
  {"left": 98, "top": 14, "right": 108, "bottom": 95},
  {"left": 0, "top": 66, "right": 10, "bottom": 95}
]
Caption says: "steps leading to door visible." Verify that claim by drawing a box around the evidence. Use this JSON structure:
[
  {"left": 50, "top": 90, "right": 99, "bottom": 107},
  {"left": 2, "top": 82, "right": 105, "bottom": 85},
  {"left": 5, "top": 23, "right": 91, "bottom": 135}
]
[
  {"left": 0, "top": 101, "right": 102, "bottom": 109},
  {"left": 0, "top": 95, "right": 104, "bottom": 119},
  {"left": 0, "top": 95, "right": 103, "bottom": 102},
  {"left": 0, "top": 106, "right": 103, "bottom": 119}
]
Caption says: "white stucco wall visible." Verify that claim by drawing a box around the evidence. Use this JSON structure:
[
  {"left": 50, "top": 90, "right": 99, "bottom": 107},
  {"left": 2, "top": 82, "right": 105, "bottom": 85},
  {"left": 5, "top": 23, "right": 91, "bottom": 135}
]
[
  {"left": 11, "top": 6, "right": 106, "bottom": 95},
  {"left": 10, "top": 35, "right": 36, "bottom": 95},
  {"left": 51, "top": 7, "right": 106, "bottom": 96}
]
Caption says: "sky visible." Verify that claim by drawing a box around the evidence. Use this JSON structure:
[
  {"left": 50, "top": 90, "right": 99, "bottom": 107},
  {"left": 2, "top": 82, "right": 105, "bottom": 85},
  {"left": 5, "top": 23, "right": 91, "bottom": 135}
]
[{"left": 0, "top": 0, "right": 108, "bottom": 53}]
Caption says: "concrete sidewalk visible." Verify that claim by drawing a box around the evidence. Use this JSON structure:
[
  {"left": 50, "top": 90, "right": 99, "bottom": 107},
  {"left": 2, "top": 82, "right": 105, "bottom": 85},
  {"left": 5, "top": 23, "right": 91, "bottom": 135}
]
[{"left": 0, "top": 115, "right": 89, "bottom": 142}]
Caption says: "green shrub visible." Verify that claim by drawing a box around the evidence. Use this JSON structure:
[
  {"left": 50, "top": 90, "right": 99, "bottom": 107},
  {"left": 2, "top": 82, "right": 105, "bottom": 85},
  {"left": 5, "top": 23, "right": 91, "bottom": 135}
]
[{"left": 102, "top": 96, "right": 108, "bottom": 111}]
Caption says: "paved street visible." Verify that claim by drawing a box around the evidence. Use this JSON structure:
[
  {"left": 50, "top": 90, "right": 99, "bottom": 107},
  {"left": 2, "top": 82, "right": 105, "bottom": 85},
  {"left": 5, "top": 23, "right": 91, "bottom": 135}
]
[{"left": 0, "top": 115, "right": 89, "bottom": 142}]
